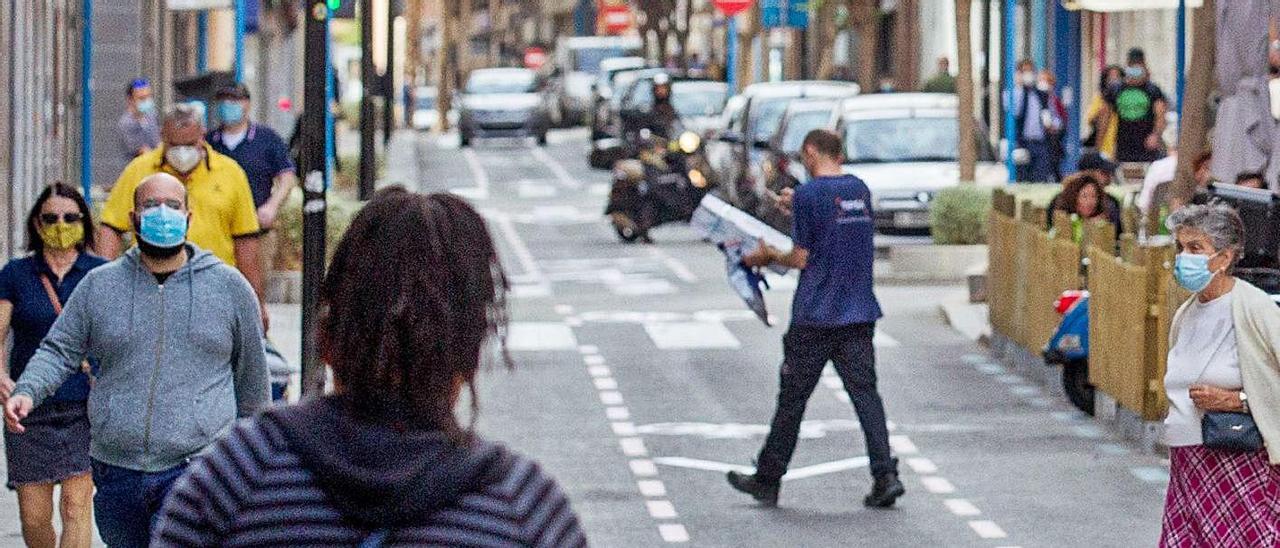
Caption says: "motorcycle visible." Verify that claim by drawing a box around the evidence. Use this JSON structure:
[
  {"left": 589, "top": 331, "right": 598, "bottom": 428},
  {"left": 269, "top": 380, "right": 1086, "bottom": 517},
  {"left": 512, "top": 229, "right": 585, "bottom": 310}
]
[
  {"left": 1043, "top": 290, "right": 1093, "bottom": 415},
  {"left": 605, "top": 129, "right": 712, "bottom": 243}
]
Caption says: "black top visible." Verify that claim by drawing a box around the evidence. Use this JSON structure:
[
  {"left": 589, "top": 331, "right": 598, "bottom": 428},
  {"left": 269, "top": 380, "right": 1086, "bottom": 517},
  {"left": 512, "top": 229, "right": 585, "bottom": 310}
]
[{"left": 1105, "top": 82, "right": 1166, "bottom": 162}]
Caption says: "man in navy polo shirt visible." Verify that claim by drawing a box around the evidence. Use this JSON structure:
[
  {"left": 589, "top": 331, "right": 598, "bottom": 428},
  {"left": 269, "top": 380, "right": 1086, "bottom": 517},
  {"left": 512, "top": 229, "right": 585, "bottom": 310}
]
[
  {"left": 727, "top": 129, "right": 903, "bottom": 508},
  {"left": 207, "top": 84, "right": 298, "bottom": 266}
]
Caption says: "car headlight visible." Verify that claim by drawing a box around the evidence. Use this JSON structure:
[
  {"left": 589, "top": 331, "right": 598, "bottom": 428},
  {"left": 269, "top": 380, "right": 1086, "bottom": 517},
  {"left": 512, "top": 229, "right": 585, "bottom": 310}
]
[
  {"left": 917, "top": 192, "right": 932, "bottom": 204},
  {"left": 689, "top": 169, "right": 708, "bottom": 188},
  {"left": 678, "top": 131, "right": 701, "bottom": 154}
]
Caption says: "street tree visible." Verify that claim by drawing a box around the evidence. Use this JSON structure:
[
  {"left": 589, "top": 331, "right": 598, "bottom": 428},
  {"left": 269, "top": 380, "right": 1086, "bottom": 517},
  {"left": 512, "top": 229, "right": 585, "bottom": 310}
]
[
  {"left": 1172, "top": 0, "right": 1215, "bottom": 208},
  {"left": 956, "top": 0, "right": 976, "bottom": 182}
]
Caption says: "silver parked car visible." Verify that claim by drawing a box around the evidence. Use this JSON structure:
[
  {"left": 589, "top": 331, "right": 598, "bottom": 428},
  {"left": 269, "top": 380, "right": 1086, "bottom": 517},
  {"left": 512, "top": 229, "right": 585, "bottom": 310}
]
[
  {"left": 835, "top": 93, "right": 1005, "bottom": 231},
  {"left": 459, "top": 68, "right": 552, "bottom": 147}
]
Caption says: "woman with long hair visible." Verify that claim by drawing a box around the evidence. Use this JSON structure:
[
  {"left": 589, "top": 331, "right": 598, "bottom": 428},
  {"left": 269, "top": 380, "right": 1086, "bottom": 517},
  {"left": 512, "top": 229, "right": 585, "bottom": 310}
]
[
  {"left": 152, "top": 187, "right": 587, "bottom": 546},
  {"left": 0, "top": 182, "right": 104, "bottom": 548}
]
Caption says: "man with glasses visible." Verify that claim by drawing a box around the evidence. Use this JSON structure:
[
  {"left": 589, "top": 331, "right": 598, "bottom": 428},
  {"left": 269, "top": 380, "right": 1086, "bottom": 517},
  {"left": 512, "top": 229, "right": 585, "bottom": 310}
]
[
  {"left": 6, "top": 173, "right": 269, "bottom": 547},
  {"left": 95, "top": 105, "right": 267, "bottom": 329}
]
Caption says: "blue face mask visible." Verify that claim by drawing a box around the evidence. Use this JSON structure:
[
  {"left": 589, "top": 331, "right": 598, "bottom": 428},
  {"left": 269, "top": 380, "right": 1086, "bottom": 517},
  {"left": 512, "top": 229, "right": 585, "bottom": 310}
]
[
  {"left": 136, "top": 98, "right": 155, "bottom": 115},
  {"left": 137, "top": 205, "right": 188, "bottom": 248},
  {"left": 218, "top": 101, "right": 245, "bottom": 125},
  {"left": 1174, "top": 252, "right": 1219, "bottom": 292}
]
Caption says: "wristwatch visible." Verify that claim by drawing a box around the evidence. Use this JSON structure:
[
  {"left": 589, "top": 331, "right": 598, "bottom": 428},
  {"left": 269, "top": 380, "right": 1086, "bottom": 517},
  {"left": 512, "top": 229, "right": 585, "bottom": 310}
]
[{"left": 1240, "top": 391, "right": 1251, "bottom": 413}]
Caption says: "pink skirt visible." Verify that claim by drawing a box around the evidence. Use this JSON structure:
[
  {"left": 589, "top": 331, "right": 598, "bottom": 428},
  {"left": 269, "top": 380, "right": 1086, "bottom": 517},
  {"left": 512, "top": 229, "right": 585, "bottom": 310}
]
[{"left": 1160, "top": 445, "right": 1280, "bottom": 548}]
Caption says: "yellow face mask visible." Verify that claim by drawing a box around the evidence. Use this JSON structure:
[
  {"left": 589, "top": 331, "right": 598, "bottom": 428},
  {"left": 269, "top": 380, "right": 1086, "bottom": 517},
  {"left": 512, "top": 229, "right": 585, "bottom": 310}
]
[{"left": 39, "top": 222, "right": 84, "bottom": 250}]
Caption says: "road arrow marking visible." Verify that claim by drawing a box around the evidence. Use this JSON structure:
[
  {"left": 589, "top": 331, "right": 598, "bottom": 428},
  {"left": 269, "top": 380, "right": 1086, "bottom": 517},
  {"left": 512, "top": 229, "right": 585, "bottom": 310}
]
[{"left": 652, "top": 456, "right": 870, "bottom": 481}]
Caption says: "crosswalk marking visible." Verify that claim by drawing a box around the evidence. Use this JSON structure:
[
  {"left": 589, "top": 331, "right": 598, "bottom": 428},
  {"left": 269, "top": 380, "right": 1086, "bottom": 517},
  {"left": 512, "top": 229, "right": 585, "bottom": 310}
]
[
  {"left": 968, "top": 520, "right": 1008, "bottom": 539},
  {"left": 643, "top": 321, "right": 741, "bottom": 350},
  {"left": 508, "top": 322, "right": 577, "bottom": 351}
]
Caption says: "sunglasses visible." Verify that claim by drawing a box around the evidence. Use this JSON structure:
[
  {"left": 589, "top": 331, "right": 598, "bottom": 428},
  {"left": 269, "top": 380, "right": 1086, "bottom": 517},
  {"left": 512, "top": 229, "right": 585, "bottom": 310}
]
[{"left": 39, "top": 212, "right": 83, "bottom": 224}]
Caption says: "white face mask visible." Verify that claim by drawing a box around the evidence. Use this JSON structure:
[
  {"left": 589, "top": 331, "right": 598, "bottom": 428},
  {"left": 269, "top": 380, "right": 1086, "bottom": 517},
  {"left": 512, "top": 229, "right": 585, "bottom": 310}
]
[
  {"left": 165, "top": 145, "right": 202, "bottom": 174},
  {"left": 1021, "top": 72, "right": 1036, "bottom": 86},
  {"left": 1036, "top": 81, "right": 1051, "bottom": 92}
]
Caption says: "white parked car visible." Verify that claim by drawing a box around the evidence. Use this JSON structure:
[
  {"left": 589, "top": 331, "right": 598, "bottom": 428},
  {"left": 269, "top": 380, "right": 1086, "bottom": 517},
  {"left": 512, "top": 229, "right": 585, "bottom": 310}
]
[
  {"left": 835, "top": 93, "right": 1006, "bottom": 232},
  {"left": 410, "top": 86, "right": 458, "bottom": 131}
]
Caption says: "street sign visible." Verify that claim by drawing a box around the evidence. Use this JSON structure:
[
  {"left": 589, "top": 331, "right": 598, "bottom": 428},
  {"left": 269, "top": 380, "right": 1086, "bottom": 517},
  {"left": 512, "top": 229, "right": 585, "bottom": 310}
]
[
  {"left": 600, "top": 5, "right": 633, "bottom": 35},
  {"left": 712, "top": 0, "right": 753, "bottom": 16},
  {"left": 788, "top": 0, "right": 809, "bottom": 28},
  {"left": 523, "top": 47, "right": 549, "bottom": 69},
  {"left": 763, "top": 0, "right": 808, "bottom": 28},
  {"left": 761, "top": 0, "right": 783, "bottom": 27}
]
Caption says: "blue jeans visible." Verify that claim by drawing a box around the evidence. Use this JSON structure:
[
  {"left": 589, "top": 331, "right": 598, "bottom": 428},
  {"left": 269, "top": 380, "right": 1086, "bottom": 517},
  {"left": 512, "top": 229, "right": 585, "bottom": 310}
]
[
  {"left": 755, "top": 323, "right": 896, "bottom": 481},
  {"left": 91, "top": 459, "right": 188, "bottom": 548}
]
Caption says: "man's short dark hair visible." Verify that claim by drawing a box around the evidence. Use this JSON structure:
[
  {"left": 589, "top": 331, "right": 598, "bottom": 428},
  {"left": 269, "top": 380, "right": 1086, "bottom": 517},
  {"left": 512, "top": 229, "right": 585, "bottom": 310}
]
[{"left": 801, "top": 129, "right": 843, "bottom": 160}]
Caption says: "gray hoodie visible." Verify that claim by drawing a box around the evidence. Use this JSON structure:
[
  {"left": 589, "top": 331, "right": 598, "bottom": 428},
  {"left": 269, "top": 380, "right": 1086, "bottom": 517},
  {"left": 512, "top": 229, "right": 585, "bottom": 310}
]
[{"left": 13, "top": 244, "right": 269, "bottom": 472}]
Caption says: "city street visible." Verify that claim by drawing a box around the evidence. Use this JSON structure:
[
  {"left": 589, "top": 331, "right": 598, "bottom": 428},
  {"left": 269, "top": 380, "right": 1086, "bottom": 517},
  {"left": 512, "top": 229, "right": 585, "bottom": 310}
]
[{"left": 397, "top": 128, "right": 1171, "bottom": 548}]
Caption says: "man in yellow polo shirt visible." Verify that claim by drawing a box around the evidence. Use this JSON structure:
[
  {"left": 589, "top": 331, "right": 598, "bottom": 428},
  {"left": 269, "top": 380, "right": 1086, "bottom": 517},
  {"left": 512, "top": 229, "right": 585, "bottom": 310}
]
[{"left": 97, "top": 105, "right": 267, "bottom": 326}]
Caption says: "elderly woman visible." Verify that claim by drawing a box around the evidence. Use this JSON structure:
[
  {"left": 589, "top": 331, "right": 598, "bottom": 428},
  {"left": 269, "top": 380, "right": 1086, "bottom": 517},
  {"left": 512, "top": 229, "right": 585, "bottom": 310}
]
[{"left": 1161, "top": 204, "right": 1280, "bottom": 546}]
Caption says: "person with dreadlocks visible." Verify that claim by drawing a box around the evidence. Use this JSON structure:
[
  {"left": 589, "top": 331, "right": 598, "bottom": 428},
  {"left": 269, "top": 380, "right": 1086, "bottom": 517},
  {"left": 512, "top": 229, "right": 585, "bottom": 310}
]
[{"left": 151, "top": 186, "right": 588, "bottom": 547}]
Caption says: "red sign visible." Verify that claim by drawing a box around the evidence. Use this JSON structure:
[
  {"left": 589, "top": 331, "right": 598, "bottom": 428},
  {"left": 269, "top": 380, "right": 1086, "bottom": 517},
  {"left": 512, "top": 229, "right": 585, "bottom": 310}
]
[
  {"left": 713, "top": 0, "right": 753, "bottom": 16},
  {"left": 600, "top": 5, "right": 633, "bottom": 35},
  {"left": 523, "top": 47, "right": 548, "bottom": 69}
]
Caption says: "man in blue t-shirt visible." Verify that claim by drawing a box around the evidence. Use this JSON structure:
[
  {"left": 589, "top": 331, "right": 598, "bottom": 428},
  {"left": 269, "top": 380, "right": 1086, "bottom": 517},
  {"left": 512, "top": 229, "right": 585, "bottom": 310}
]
[{"left": 727, "top": 129, "right": 903, "bottom": 508}]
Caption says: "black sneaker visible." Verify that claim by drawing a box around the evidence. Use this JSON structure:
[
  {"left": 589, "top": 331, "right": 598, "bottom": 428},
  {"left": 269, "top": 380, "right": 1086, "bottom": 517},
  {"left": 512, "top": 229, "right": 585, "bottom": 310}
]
[
  {"left": 726, "top": 471, "right": 779, "bottom": 506},
  {"left": 863, "top": 472, "right": 905, "bottom": 508}
]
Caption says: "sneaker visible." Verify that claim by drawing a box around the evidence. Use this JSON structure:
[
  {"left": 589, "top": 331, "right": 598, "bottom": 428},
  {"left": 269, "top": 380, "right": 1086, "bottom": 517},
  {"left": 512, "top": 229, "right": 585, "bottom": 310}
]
[
  {"left": 863, "top": 472, "right": 905, "bottom": 508},
  {"left": 726, "top": 471, "right": 779, "bottom": 506}
]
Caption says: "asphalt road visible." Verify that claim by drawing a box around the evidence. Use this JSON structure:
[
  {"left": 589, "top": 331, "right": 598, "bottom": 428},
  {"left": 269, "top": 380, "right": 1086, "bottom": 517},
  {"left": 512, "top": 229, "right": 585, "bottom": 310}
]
[{"left": 400, "top": 128, "right": 1169, "bottom": 548}]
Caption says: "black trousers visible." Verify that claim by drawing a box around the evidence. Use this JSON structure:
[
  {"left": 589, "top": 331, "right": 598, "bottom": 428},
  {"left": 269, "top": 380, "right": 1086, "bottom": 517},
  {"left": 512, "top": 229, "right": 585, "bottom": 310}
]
[{"left": 755, "top": 323, "right": 896, "bottom": 481}]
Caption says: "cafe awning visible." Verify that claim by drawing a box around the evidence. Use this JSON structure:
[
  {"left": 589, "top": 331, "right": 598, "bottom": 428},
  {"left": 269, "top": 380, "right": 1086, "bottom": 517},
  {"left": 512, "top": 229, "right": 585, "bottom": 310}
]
[{"left": 1063, "top": 0, "right": 1201, "bottom": 11}]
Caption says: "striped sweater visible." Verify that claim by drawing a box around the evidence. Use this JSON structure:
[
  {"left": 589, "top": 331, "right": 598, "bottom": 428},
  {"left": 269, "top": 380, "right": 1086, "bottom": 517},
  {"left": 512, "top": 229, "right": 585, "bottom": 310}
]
[{"left": 152, "top": 399, "right": 587, "bottom": 547}]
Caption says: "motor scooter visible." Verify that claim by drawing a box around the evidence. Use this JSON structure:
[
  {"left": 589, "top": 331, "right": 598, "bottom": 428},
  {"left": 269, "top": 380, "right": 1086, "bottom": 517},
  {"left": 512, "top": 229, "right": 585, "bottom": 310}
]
[
  {"left": 1043, "top": 290, "right": 1093, "bottom": 415},
  {"left": 605, "top": 130, "right": 712, "bottom": 243}
]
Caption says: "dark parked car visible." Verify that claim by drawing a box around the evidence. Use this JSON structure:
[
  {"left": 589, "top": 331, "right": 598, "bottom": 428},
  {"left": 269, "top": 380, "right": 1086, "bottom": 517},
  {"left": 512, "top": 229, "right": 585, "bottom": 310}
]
[
  {"left": 459, "top": 68, "right": 552, "bottom": 147},
  {"left": 590, "top": 57, "right": 648, "bottom": 139},
  {"left": 702, "top": 81, "right": 859, "bottom": 214}
]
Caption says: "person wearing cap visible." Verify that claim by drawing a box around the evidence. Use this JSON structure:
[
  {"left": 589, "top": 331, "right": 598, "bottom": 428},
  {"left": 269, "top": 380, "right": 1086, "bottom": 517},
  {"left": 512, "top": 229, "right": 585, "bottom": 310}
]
[
  {"left": 206, "top": 84, "right": 298, "bottom": 279},
  {"left": 118, "top": 79, "right": 161, "bottom": 164}
]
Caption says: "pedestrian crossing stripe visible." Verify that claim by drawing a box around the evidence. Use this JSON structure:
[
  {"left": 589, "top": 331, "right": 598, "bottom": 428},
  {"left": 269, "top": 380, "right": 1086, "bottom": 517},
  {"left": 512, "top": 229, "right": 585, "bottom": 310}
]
[{"left": 505, "top": 321, "right": 904, "bottom": 352}]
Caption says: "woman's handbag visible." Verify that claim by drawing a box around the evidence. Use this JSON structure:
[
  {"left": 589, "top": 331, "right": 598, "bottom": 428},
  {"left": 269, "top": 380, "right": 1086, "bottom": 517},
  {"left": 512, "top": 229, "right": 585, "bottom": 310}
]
[{"left": 1202, "top": 411, "right": 1264, "bottom": 452}]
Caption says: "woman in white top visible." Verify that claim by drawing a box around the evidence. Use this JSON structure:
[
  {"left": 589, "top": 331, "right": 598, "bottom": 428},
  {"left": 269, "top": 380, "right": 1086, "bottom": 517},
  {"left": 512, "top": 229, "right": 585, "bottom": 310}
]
[{"left": 1161, "top": 204, "right": 1280, "bottom": 547}]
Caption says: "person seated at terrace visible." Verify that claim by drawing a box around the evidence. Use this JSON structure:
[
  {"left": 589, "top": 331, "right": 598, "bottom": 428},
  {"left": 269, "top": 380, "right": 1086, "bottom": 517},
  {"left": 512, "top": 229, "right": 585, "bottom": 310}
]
[{"left": 1046, "top": 173, "right": 1122, "bottom": 240}]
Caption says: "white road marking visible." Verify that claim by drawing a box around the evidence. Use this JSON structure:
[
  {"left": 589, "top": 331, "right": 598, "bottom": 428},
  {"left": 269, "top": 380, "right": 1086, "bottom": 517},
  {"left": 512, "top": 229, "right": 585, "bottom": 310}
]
[
  {"left": 565, "top": 317, "right": 584, "bottom": 327},
  {"left": 517, "top": 179, "right": 559, "bottom": 199},
  {"left": 636, "top": 419, "right": 862, "bottom": 439},
  {"left": 874, "top": 330, "right": 901, "bottom": 348},
  {"left": 595, "top": 378, "right": 619, "bottom": 390},
  {"left": 589, "top": 183, "right": 611, "bottom": 196},
  {"left": 458, "top": 149, "right": 492, "bottom": 199},
  {"left": 821, "top": 377, "right": 844, "bottom": 390},
  {"left": 920, "top": 476, "right": 957, "bottom": 494},
  {"left": 530, "top": 145, "right": 583, "bottom": 189},
  {"left": 599, "top": 391, "right": 625, "bottom": 405},
  {"left": 510, "top": 283, "right": 552, "bottom": 299},
  {"left": 646, "top": 500, "right": 678, "bottom": 519},
  {"left": 1097, "top": 443, "right": 1131, "bottom": 456},
  {"left": 652, "top": 456, "right": 869, "bottom": 481},
  {"left": 945, "top": 498, "right": 982, "bottom": 516},
  {"left": 1130, "top": 467, "right": 1170, "bottom": 483},
  {"left": 779, "top": 457, "right": 870, "bottom": 480},
  {"left": 1072, "top": 424, "right": 1105, "bottom": 439},
  {"left": 584, "top": 355, "right": 607, "bottom": 366},
  {"left": 485, "top": 210, "right": 545, "bottom": 284},
  {"left": 554, "top": 304, "right": 575, "bottom": 315},
  {"left": 652, "top": 456, "right": 753, "bottom": 474},
  {"left": 587, "top": 365, "right": 611, "bottom": 378},
  {"left": 658, "top": 524, "right": 690, "bottom": 543},
  {"left": 834, "top": 392, "right": 852, "bottom": 403},
  {"left": 889, "top": 435, "right": 919, "bottom": 455},
  {"left": 968, "top": 520, "right": 1009, "bottom": 539},
  {"left": 606, "top": 407, "right": 631, "bottom": 420},
  {"left": 647, "top": 247, "right": 700, "bottom": 283},
  {"left": 579, "top": 345, "right": 600, "bottom": 355},
  {"left": 629, "top": 459, "right": 659, "bottom": 476},
  {"left": 611, "top": 421, "right": 637, "bottom": 436},
  {"left": 619, "top": 437, "right": 648, "bottom": 457},
  {"left": 1027, "top": 397, "right": 1054, "bottom": 408},
  {"left": 612, "top": 279, "right": 678, "bottom": 296},
  {"left": 643, "top": 321, "right": 741, "bottom": 350},
  {"left": 995, "top": 374, "right": 1023, "bottom": 384},
  {"left": 905, "top": 457, "right": 939, "bottom": 474},
  {"left": 637, "top": 479, "right": 667, "bottom": 497},
  {"left": 1011, "top": 385, "right": 1041, "bottom": 397},
  {"left": 507, "top": 322, "right": 578, "bottom": 351},
  {"left": 976, "top": 363, "right": 1006, "bottom": 375},
  {"left": 1052, "top": 411, "right": 1085, "bottom": 422}
]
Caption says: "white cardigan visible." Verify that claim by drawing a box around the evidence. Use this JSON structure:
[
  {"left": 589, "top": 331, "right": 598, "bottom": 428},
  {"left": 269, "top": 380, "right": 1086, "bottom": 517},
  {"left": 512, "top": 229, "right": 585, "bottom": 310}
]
[{"left": 1170, "top": 279, "right": 1280, "bottom": 464}]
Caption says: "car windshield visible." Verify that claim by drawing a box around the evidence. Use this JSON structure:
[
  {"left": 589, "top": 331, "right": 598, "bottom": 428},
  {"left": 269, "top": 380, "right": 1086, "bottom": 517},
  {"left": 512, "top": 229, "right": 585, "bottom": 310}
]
[
  {"left": 749, "top": 98, "right": 793, "bottom": 143},
  {"left": 466, "top": 71, "right": 536, "bottom": 94},
  {"left": 671, "top": 85, "right": 727, "bottom": 117},
  {"left": 780, "top": 110, "right": 833, "bottom": 154},
  {"left": 843, "top": 117, "right": 958, "bottom": 163},
  {"left": 573, "top": 48, "right": 635, "bottom": 73}
]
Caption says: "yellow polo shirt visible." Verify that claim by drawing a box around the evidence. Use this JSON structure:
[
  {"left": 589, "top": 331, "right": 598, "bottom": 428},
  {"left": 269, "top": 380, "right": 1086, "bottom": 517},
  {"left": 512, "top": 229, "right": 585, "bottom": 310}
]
[{"left": 101, "top": 145, "right": 260, "bottom": 266}]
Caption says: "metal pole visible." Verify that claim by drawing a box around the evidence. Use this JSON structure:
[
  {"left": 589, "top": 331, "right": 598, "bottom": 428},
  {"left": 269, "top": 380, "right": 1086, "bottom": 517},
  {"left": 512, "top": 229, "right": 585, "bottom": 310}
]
[
  {"left": 1175, "top": 0, "right": 1187, "bottom": 115},
  {"left": 359, "top": 0, "right": 377, "bottom": 200},
  {"left": 81, "top": 0, "right": 93, "bottom": 204},
  {"left": 1002, "top": 0, "right": 1016, "bottom": 182},
  {"left": 383, "top": 0, "right": 395, "bottom": 149},
  {"left": 197, "top": 11, "right": 208, "bottom": 73},
  {"left": 727, "top": 16, "right": 738, "bottom": 92},
  {"left": 981, "top": 0, "right": 992, "bottom": 134},
  {"left": 1030, "top": 0, "right": 1046, "bottom": 69},
  {"left": 234, "top": 0, "right": 246, "bottom": 82},
  {"left": 301, "top": 1, "right": 331, "bottom": 398}
]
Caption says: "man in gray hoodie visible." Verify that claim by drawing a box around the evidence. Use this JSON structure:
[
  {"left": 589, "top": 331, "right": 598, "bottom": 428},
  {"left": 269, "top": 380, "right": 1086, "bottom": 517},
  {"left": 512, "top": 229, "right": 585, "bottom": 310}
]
[{"left": 4, "top": 173, "right": 269, "bottom": 548}]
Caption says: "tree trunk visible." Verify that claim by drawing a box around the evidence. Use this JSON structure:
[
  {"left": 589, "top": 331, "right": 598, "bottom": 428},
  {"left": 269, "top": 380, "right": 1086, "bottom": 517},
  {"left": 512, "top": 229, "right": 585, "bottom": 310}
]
[
  {"left": 735, "top": 2, "right": 760, "bottom": 92},
  {"left": 892, "top": 0, "right": 919, "bottom": 90},
  {"left": 437, "top": 0, "right": 457, "bottom": 131},
  {"left": 956, "top": 0, "right": 977, "bottom": 183},
  {"left": 856, "top": 0, "right": 880, "bottom": 92},
  {"left": 1171, "top": 0, "right": 1215, "bottom": 208},
  {"left": 815, "top": 0, "right": 841, "bottom": 79},
  {"left": 405, "top": 0, "right": 423, "bottom": 88}
]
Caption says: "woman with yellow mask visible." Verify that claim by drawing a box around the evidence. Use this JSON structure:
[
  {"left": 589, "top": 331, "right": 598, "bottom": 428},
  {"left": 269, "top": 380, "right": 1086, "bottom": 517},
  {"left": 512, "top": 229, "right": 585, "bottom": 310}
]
[{"left": 0, "top": 182, "right": 104, "bottom": 548}]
